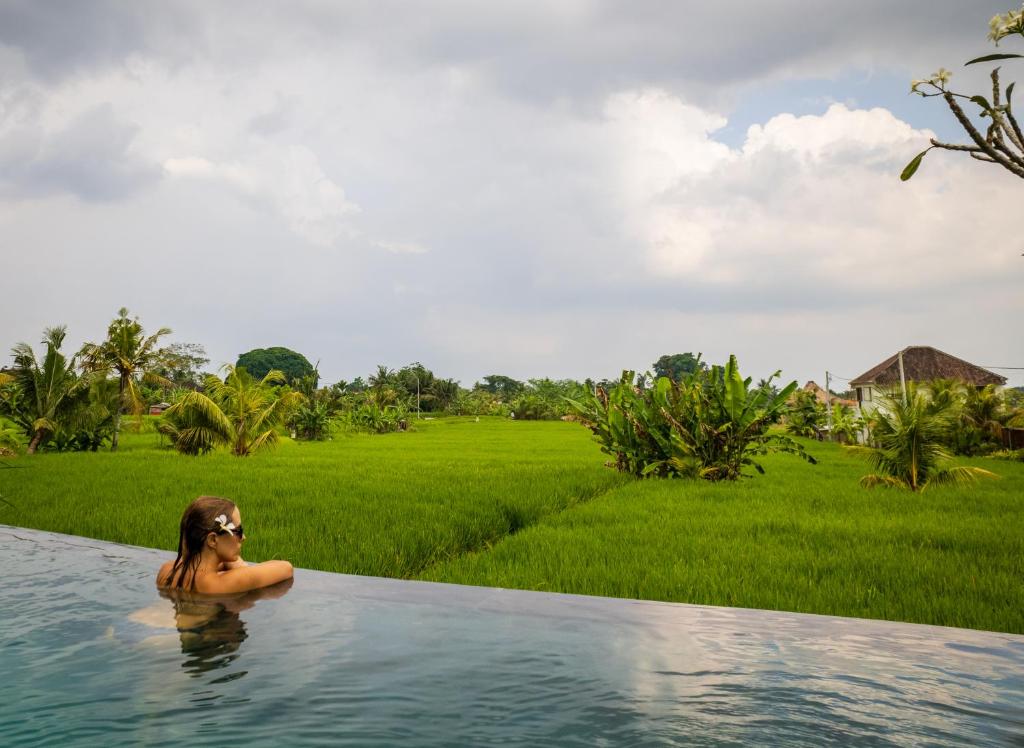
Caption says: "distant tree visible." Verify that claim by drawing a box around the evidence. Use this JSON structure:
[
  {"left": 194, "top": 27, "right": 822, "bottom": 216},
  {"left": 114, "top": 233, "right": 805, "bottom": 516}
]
[
  {"left": 476, "top": 375, "right": 525, "bottom": 400},
  {"left": 652, "top": 353, "right": 706, "bottom": 382},
  {"left": 78, "top": 308, "right": 172, "bottom": 451},
  {"left": 236, "top": 347, "right": 315, "bottom": 384},
  {"left": 428, "top": 378, "right": 462, "bottom": 411},
  {"left": 755, "top": 377, "right": 781, "bottom": 400},
  {"left": 396, "top": 362, "right": 436, "bottom": 412},
  {"left": 154, "top": 342, "right": 209, "bottom": 390},
  {"left": 6, "top": 326, "right": 87, "bottom": 453}
]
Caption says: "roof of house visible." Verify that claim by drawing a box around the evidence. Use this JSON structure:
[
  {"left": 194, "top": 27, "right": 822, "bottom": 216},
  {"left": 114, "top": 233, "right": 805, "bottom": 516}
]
[
  {"left": 850, "top": 346, "right": 1006, "bottom": 387},
  {"left": 802, "top": 381, "right": 857, "bottom": 407}
]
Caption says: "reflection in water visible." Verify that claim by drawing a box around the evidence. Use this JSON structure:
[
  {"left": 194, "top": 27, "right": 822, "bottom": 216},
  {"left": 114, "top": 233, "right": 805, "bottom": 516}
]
[{"left": 130, "top": 579, "right": 294, "bottom": 678}]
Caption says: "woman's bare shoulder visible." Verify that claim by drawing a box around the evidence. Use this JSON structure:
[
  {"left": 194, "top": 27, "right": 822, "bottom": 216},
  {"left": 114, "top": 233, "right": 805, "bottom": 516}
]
[
  {"left": 156, "top": 560, "right": 175, "bottom": 587},
  {"left": 194, "top": 560, "right": 294, "bottom": 595}
]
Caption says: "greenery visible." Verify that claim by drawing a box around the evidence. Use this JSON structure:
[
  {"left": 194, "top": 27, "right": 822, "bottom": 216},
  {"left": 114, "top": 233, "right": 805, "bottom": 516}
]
[
  {"left": 158, "top": 366, "right": 303, "bottom": 456},
  {"left": 4, "top": 326, "right": 87, "bottom": 453},
  {"left": 236, "top": 346, "right": 316, "bottom": 384},
  {"left": 1, "top": 419, "right": 1020, "bottom": 634},
  {"left": 903, "top": 5, "right": 1024, "bottom": 181},
  {"left": 785, "top": 389, "right": 825, "bottom": 438},
  {"left": 570, "top": 356, "right": 816, "bottom": 480},
  {"left": 152, "top": 342, "right": 210, "bottom": 391},
  {"left": 79, "top": 307, "right": 171, "bottom": 451},
  {"left": 853, "top": 390, "right": 998, "bottom": 491},
  {"left": 651, "top": 352, "right": 706, "bottom": 382}
]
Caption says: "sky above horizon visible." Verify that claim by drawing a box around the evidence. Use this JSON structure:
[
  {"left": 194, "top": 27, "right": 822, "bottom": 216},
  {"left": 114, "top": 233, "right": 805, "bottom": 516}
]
[{"left": 1, "top": 1, "right": 1022, "bottom": 389}]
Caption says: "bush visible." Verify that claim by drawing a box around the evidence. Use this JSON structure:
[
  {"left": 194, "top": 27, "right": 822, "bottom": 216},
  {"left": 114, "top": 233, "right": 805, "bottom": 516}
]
[
  {"left": 339, "top": 403, "right": 410, "bottom": 434},
  {"left": 568, "top": 356, "right": 815, "bottom": 481}
]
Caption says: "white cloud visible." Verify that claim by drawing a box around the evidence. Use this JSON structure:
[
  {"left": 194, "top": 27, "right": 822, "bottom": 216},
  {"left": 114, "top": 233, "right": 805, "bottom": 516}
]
[
  {"left": 743, "top": 103, "right": 929, "bottom": 161},
  {"left": 601, "top": 91, "right": 1017, "bottom": 297},
  {"left": 163, "top": 145, "right": 359, "bottom": 248},
  {"left": 376, "top": 240, "right": 429, "bottom": 255}
]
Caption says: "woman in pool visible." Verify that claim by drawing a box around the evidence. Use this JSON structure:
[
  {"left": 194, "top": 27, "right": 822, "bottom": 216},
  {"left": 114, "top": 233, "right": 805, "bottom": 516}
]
[{"left": 157, "top": 496, "right": 293, "bottom": 594}]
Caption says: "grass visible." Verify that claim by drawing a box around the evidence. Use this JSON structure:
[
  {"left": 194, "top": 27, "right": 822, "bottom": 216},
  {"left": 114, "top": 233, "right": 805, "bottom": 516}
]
[
  {"left": 2, "top": 417, "right": 1021, "bottom": 633},
  {"left": 423, "top": 442, "right": 1024, "bottom": 633},
  {"left": 0, "top": 418, "right": 628, "bottom": 577}
]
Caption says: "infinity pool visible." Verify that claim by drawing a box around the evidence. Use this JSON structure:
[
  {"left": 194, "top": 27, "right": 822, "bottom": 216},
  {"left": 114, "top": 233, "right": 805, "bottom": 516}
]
[{"left": 2, "top": 524, "right": 1022, "bottom": 746}]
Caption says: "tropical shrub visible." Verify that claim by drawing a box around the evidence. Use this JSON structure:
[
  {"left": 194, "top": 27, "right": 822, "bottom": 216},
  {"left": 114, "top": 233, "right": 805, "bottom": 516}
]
[
  {"left": 829, "top": 403, "right": 865, "bottom": 444},
  {"left": 991, "top": 448, "right": 1024, "bottom": 462},
  {"left": 339, "top": 402, "right": 409, "bottom": 433},
  {"left": 158, "top": 366, "right": 303, "bottom": 456},
  {"left": 510, "top": 379, "right": 585, "bottom": 420},
  {"left": 4, "top": 326, "right": 87, "bottom": 453},
  {"left": 0, "top": 417, "right": 24, "bottom": 456},
  {"left": 852, "top": 391, "right": 997, "bottom": 491},
  {"left": 784, "top": 390, "right": 825, "bottom": 438},
  {"left": 45, "top": 377, "right": 121, "bottom": 452},
  {"left": 450, "top": 389, "right": 507, "bottom": 416},
  {"left": 292, "top": 400, "right": 333, "bottom": 440},
  {"left": 568, "top": 356, "right": 816, "bottom": 481}
]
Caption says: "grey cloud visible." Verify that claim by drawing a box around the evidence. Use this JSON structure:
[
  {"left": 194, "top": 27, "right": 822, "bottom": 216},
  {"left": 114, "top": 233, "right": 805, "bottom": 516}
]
[
  {"left": 0, "top": 1, "right": 1006, "bottom": 105},
  {"left": 0, "top": 102, "right": 161, "bottom": 201},
  {"left": 0, "top": 1, "right": 196, "bottom": 82}
]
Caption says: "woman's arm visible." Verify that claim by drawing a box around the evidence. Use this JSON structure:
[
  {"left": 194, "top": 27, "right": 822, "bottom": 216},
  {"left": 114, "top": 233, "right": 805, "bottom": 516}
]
[
  {"left": 201, "top": 560, "right": 294, "bottom": 594},
  {"left": 218, "top": 558, "right": 248, "bottom": 571}
]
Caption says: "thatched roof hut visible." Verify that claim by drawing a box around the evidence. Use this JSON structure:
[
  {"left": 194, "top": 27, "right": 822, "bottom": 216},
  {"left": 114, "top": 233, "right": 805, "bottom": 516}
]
[{"left": 851, "top": 346, "right": 1006, "bottom": 388}]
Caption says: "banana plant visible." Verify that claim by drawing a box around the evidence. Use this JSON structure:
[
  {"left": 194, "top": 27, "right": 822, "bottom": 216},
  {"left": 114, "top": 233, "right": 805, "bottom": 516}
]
[{"left": 568, "top": 355, "right": 816, "bottom": 481}]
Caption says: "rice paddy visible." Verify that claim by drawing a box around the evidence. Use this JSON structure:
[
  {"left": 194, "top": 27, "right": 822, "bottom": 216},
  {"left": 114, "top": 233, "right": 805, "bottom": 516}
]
[{"left": 2, "top": 416, "right": 1021, "bottom": 633}]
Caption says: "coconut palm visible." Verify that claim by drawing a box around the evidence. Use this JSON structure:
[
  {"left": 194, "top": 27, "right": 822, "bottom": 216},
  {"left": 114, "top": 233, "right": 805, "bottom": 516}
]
[
  {"left": 961, "top": 385, "right": 1006, "bottom": 441},
  {"left": 854, "top": 391, "right": 996, "bottom": 491},
  {"left": 922, "top": 378, "right": 967, "bottom": 416},
  {"left": 428, "top": 378, "right": 461, "bottom": 412},
  {"left": 159, "top": 366, "right": 302, "bottom": 456},
  {"left": 8, "top": 326, "right": 87, "bottom": 453},
  {"left": 368, "top": 365, "right": 395, "bottom": 394},
  {"left": 79, "top": 308, "right": 172, "bottom": 451},
  {"left": 829, "top": 403, "right": 864, "bottom": 444}
]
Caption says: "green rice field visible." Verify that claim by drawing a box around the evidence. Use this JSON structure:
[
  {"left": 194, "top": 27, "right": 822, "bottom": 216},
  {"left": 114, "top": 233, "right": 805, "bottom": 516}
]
[{"left": 2, "top": 417, "right": 1022, "bottom": 634}]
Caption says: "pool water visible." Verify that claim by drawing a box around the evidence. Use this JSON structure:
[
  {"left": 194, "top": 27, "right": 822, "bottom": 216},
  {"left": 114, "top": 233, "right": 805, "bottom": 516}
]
[{"left": 2, "top": 524, "right": 1022, "bottom": 746}]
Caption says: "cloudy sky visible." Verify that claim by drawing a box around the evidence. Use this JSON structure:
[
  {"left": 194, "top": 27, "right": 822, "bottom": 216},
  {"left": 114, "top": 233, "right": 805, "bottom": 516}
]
[{"left": 1, "top": 1, "right": 1022, "bottom": 389}]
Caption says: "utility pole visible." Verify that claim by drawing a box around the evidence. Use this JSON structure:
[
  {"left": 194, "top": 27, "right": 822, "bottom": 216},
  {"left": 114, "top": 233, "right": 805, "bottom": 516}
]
[
  {"left": 897, "top": 349, "right": 908, "bottom": 405},
  {"left": 825, "top": 370, "right": 833, "bottom": 441}
]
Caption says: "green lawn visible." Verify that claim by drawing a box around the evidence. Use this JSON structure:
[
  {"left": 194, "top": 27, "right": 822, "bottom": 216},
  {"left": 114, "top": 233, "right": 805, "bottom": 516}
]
[{"left": 2, "top": 417, "right": 1021, "bottom": 633}]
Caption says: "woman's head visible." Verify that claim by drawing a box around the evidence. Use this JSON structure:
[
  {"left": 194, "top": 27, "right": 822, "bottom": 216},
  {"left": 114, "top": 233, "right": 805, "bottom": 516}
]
[{"left": 166, "top": 496, "right": 243, "bottom": 589}]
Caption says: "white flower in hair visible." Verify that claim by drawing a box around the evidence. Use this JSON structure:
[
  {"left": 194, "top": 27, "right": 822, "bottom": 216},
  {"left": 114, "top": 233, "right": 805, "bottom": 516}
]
[{"left": 214, "top": 514, "right": 237, "bottom": 533}]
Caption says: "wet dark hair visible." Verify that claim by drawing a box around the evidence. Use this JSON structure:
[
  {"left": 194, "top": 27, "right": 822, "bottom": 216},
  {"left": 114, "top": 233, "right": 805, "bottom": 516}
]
[{"left": 165, "top": 496, "right": 238, "bottom": 590}]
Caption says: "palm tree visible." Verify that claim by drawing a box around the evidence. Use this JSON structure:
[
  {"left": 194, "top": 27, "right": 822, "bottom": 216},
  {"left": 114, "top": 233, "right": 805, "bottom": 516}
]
[
  {"left": 368, "top": 365, "right": 394, "bottom": 393},
  {"left": 8, "top": 327, "right": 86, "bottom": 453},
  {"left": 829, "top": 404, "right": 863, "bottom": 444},
  {"left": 961, "top": 385, "right": 1006, "bottom": 442},
  {"left": 428, "top": 378, "right": 461, "bottom": 411},
  {"left": 79, "top": 308, "right": 171, "bottom": 451},
  {"left": 854, "top": 391, "right": 996, "bottom": 491},
  {"left": 159, "top": 366, "right": 302, "bottom": 456},
  {"left": 922, "top": 378, "right": 966, "bottom": 416}
]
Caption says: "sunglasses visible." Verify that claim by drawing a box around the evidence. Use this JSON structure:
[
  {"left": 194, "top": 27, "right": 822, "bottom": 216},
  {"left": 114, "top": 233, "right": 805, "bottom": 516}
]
[{"left": 216, "top": 525, "right": 245, "bottom": 539}]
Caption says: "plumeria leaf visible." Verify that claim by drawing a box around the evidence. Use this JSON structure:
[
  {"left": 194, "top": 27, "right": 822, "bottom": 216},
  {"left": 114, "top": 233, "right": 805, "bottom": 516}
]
[
  {"left": 965, "top": 53, "right": 1024, "bottom": 66},
  {"left": 900, "top": 150, "right": 929, "bottom": 181},
  {"left": 971, "top": 95, "right": 994, "bottom": 113}
]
